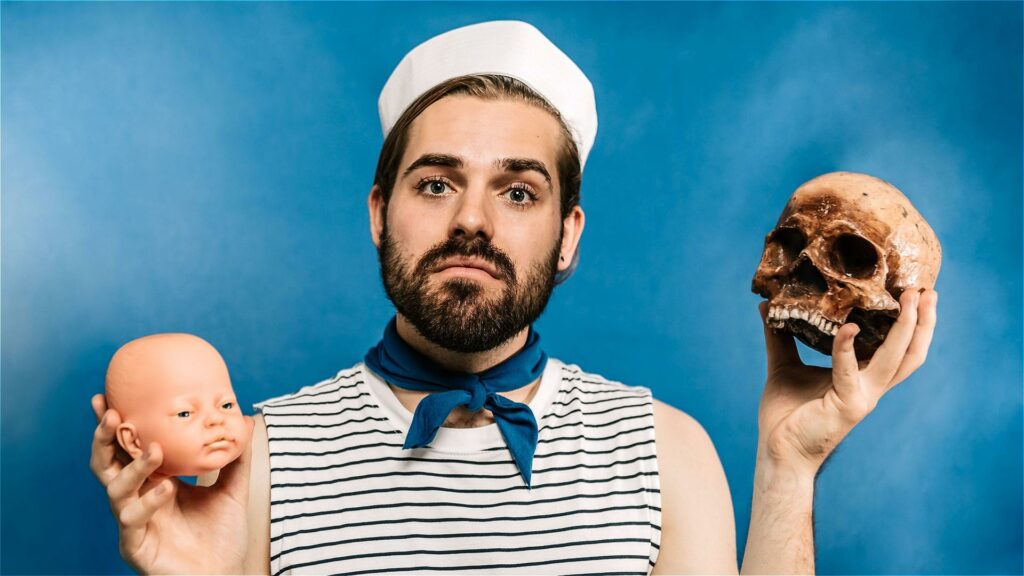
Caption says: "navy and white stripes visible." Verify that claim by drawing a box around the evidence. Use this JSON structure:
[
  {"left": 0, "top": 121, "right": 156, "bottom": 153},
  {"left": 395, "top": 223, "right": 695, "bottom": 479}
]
[{"left": 256, "top": 359, "right": 662, "bottom": 575}]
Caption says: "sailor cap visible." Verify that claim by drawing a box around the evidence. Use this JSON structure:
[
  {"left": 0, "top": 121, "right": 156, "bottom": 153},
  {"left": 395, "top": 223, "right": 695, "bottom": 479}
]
[{"left": 378, "top": 20, "right": 598, "bottom": 171}]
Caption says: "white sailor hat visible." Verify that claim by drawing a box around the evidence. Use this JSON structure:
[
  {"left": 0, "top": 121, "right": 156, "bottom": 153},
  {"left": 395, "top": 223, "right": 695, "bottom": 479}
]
[{"left": 378, "top": 20, "right": 598, "bottom": 171}]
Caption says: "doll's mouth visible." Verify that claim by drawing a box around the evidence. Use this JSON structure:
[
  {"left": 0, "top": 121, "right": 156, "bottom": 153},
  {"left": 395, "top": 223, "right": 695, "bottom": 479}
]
[{"left": 204, "top": 437, "right": 235, "bottom": 450}]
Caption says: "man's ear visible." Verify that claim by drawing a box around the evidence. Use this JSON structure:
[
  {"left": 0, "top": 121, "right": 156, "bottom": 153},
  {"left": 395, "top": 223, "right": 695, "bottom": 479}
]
[
  {"left": 116, "top": 423, "right": 144, "bottom": 460},
  {"left": 368, "top": 185, "right": 385, "bottom": 248},
  {"left": 558, "top": 205, "right": 586, "bottom": 274}
]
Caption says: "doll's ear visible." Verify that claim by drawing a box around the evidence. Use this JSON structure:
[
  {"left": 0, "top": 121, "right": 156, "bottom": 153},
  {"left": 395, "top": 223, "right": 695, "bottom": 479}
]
[{"left": 116, "top": 423, "right": 144, "bottom": 460}]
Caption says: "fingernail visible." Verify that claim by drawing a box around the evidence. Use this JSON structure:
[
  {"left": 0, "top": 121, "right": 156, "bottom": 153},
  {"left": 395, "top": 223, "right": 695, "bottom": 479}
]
[
  {"left": 154, "top": 482, "right": 166, "bottom": 495},
  {"left": 100, "top": 413, "right": 108, "bottom": 427},
  {"left": 142, "top": 447, "right": 151, "bottom": 460}
]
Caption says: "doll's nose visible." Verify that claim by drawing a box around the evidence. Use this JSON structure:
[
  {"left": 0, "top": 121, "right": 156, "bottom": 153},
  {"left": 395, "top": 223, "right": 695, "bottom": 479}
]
[{"left": 204, "top": 410, "right": 225, "bottom": 427}]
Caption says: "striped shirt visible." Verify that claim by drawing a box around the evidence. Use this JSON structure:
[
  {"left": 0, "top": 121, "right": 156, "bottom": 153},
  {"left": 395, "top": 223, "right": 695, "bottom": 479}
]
[{"left": 255, "top": 358, "right": 662, "bottom": 575}]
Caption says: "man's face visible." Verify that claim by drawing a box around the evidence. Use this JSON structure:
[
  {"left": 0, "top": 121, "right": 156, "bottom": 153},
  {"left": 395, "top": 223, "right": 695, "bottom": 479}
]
[{"left": 374, "top": 96, "right": 571, "bottom": 353}]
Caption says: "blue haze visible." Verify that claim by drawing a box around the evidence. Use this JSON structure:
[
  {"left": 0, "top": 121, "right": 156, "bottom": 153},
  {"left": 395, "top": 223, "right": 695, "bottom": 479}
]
[{"left": 2, "top": 3, "right": 1021, "bottom": 574}]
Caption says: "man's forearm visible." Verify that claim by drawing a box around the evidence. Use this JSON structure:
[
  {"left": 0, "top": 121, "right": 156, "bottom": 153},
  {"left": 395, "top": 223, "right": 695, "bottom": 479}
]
[{"left": 740, "top": 446, "right": 817, "bottom": 575}]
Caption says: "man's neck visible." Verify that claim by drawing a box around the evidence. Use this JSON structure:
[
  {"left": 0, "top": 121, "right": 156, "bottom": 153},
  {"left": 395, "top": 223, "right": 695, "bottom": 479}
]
[{"left": 394, "top": 314, "right": 530, "bottom": 374}]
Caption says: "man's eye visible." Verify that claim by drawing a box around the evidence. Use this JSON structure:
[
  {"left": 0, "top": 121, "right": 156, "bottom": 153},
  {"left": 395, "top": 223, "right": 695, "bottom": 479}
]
[
  {"left": 177, "top": 411, "right": 191, "bottom": 418},
  {"left": 505, "top": 186, "right": 536, "bottom": 205},
  {"left": 222, "top": 402, "right": 234, "bottom": 410},
  {"left": 416, "top": 178, "right": 452, "bottom": 196}
]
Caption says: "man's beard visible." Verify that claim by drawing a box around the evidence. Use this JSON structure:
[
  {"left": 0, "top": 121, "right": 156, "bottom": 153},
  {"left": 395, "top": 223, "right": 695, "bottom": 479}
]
[{"left": 377, "top": 224, "right": 561, "bottom": 354}]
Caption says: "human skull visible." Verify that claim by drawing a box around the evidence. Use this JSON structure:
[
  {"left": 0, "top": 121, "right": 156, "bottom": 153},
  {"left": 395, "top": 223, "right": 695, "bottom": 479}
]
[{"left": 751, "top": 172, "right": 941, "bottom": 358}]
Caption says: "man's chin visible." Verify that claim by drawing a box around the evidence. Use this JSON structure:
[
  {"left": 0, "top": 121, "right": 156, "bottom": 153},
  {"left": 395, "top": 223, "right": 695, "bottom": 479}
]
[{"left": 432, "top": 277, "right": 504, "bottom": 302}]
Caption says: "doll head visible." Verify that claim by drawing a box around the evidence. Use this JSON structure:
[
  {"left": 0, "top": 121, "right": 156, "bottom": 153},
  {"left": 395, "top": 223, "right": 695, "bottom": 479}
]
[{"left": 105, "top": 333, "right": 248, "bottom": 477}]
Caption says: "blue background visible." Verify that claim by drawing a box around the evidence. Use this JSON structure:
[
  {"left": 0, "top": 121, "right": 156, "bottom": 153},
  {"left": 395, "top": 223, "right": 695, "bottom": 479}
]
[{"left": 3, "top": 2, "right": 1021, "bottom": 574}]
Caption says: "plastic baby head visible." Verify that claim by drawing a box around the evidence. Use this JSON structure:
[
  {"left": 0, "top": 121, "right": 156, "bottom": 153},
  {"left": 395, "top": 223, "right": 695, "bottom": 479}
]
[{"left": 105, "top": 333, "right": 248, "bottom": 477}]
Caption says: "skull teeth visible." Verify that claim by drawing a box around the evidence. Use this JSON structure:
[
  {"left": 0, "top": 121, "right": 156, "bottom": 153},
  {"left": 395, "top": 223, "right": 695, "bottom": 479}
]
[{"left": 767, "top": 305, "right": 840, "bottom": 337}]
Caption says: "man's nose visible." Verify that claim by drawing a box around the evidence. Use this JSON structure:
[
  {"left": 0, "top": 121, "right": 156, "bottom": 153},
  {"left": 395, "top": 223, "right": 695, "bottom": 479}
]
[{"left": 448, "top": 185, "right": 495, "bottom": 241}]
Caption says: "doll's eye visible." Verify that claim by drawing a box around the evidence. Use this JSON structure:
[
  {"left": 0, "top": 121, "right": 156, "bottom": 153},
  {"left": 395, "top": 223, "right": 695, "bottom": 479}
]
[
  {"left": 221, "top": 402, "right": 234, "bottom": 410},
  {"left": 177, "top": 410, "right": 191, "bottom": 418}
]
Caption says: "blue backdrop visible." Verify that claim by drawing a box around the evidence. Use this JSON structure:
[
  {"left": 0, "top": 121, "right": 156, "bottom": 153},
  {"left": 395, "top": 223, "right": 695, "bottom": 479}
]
[{"left": 3, "top": 3, "right": 1021, "bottom": 574}]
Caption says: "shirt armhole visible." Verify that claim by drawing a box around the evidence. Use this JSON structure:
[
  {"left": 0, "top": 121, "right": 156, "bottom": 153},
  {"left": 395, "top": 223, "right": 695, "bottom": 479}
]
[{"left": 642, "top": 386, "right": 662, "bottom": 574}]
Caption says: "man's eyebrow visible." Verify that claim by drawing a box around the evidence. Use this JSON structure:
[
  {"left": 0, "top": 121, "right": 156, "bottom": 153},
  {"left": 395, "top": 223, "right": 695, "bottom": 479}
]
[
  {"left": 402, "top": 153, "right": 464, "bottom": 178},
  {"left": 497, "top": 157, "right": 552, "bottom": 188}
]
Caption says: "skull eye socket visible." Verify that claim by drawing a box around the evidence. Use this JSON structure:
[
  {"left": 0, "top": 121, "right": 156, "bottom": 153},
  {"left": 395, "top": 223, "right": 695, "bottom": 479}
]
[
  {"left": 830, "top": 234, "right": 879, "bottom": 278},
  {"left": 767, "top": 227, "right": 805, "bottom": 265}
]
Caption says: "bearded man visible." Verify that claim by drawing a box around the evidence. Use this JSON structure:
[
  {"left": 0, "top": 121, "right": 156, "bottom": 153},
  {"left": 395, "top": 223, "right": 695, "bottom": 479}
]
[{"left": 90, "top": 21, "right": 938, "bottom": 575}]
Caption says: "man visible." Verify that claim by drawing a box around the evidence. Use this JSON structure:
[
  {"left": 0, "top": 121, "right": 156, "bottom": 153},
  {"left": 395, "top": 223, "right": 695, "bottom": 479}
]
[{"left": 90, "top": 21, "right": 938, "bottom": 574}]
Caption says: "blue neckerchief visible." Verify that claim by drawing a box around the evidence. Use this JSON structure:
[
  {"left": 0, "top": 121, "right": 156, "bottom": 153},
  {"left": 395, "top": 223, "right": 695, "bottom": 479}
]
[{"left": 364, "top": 318, "right": 547, "bottom": 487}]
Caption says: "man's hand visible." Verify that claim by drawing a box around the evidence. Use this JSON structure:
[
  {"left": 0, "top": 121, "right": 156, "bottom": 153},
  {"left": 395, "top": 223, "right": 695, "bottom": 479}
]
[
  {"left": 756, "top": 288, "right": 938, "bottom": 477},
  {"left": 89, "top": 394, "right": 254, "bottom": 574}
]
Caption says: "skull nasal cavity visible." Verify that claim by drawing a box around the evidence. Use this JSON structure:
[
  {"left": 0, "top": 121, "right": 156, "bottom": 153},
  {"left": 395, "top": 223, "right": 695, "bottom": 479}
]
[{"left": 794, "top": 259, "right": 828, "bottom": 294}]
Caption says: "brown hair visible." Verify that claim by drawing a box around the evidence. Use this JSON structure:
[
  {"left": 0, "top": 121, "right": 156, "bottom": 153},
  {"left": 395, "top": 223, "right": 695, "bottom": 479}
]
[{"left": 372, "top": 74, "right": 582, "bottom": 219}]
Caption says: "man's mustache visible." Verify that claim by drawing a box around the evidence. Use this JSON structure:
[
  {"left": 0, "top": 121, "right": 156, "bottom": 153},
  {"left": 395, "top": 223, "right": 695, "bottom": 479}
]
[{"left": 415, "top": 238, "right": 517, "bottom": 282}]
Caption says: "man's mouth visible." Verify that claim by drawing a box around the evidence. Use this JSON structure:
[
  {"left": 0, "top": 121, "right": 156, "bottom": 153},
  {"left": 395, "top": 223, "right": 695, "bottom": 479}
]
[{"left": 434, "top": 257, "right": 504, "bottom": 280}]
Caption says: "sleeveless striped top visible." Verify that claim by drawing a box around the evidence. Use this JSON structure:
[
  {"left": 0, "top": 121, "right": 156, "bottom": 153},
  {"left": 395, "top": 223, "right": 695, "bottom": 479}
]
[{"left": 255, "top": 358, "right": 662, "bottom": 575}]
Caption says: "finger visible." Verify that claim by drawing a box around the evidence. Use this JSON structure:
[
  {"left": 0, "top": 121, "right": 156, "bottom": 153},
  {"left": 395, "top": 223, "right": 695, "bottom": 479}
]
[
  {"left": 889, "top": 288, "right": 938, "bottom": 388},
  {"left": 106, "top": 443, "right": 165, "bottom": 512},
  {"left": 865, "top": 288, "right": 920, "bottom": 388},
  {"left": 120, "top": 477, "right": 176, "bottom": 557},
  {"left": 90, "top": 408, "right": 124, "bottom": 486},
  {"left": 119, "top": 477, "right": 175, "bottom": 528},
  {"left": 758, "top": 301, "right": 802, "bottom": 372},
  {"left": 91, "top": 393, "right": 108, "bottom": 422},
  {"left": 93, "top": 395, "right": 133, "bottom": 466},
  {"left": 214, "top": 415, "right": 255, "bottom": 501},
  {"left": 831, "top": 322, "right": 862, "bottom": 402}
]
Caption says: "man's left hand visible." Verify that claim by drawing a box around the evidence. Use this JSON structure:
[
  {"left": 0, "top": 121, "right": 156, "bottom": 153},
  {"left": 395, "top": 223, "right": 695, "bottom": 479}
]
[{"left": 755, "top": 288, "right": 938, "bottom": 476}]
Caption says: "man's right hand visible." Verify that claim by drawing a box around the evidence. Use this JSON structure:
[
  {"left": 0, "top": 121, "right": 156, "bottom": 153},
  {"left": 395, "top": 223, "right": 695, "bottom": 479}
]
[{"left": 90, "top": 394, "right": 254, "bottom": 574}]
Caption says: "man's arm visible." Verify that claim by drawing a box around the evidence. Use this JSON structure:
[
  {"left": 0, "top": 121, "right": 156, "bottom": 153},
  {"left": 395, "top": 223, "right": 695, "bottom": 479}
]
[
  {"left": 740, "top": 288, "right": 937, "bottom": 574},
  {"left": 245, "top": 414, "right": 271, "bottom": 574},
  {"left": 652, "top": 399, "right": 739, "bottom": 574},
  {"left": 197, "top": 413, "right": 271, "bottom": 574},
  {"left": 653, "top": 289, "right": 935, "bottom": 574},
  {"left": 740, "top": 449, "right": 815, "bottom": 574}
]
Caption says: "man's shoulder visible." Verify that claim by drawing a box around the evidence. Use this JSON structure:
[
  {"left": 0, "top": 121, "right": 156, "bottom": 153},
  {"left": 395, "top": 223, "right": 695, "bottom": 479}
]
[
  {"left": 554, "top": 359, "right": 653, "bottom": 398},
  {"left": 555, "top": 361, "right": 727, "bottom": 532},
  {"left": 557, "top": 359, "right": 713, "bottom": 449},
  {"left": 646, "top": 394, "right": 723, "bottom": 501},
  {"left": 254, "top": 362, "right": 365, "bottom": 411},
  {"left": 647, "top": 398, "right": 736, "bottom": 574},
  {"left": 651, "top": 397, "right": 712, "bottom": 446}
]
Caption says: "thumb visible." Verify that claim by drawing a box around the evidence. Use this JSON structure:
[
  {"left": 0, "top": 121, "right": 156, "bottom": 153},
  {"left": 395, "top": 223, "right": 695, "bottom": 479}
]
[
  {"left": 213, "top": 415, "right": 254, "bottom": 500},
  {"left": 758, "top": 301, "right": 801, "bottom": 372},
  {"left": 831, "top": 322, "right": 862, "bottom": 401}
]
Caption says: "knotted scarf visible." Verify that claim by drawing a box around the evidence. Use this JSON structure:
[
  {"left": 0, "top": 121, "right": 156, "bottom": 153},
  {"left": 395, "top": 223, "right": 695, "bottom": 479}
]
[{"left": 364, "top": 318, "right": 547, "bottom": 487}]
